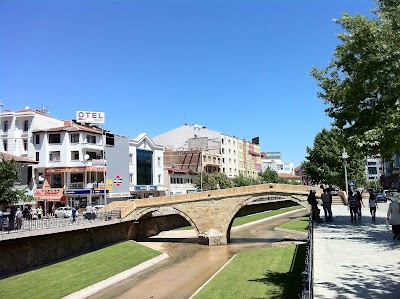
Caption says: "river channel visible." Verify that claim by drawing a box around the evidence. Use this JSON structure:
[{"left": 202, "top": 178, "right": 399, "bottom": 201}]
[{"left": 88, "top": 209, "right": 308, "bottom": 299}]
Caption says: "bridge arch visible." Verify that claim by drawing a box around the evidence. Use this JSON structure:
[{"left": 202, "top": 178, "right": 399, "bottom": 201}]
[{"left": 224, "top": 195, "right": 302, "bottom": 243}]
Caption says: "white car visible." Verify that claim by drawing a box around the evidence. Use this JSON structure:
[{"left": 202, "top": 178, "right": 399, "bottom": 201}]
[{"left": 54, "top": 207, "right": 77, "bottom": 218}]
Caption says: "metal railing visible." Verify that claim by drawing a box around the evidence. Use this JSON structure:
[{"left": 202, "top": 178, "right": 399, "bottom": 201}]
[
  {"left": 301, "top": 212, "right": 313, "bottom": 299},
  {"left": 0, "top": 212, "right": 120, "bottom": 236}
]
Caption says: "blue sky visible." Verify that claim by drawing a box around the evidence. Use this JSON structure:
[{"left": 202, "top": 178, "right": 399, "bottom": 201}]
[{"left": 1, "top": 0, "right": 376, "bottom": 167}]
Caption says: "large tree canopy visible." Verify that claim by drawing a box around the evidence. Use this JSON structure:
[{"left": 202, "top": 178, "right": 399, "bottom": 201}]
[
  {"left": 302, "top": 128, "right": 366, "bottom": 190},
  {"left": 0, "top": 157, "right": 34, "bottom": 207},
  {"left": 311, "top": 0, "right": 400, "bottom": 158}
]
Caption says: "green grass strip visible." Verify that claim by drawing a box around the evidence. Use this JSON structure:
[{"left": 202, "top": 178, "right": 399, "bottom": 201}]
[
  {"left": 231, "top": 206, "right": 304, "bottom": 227},
  {"left": 193, "top": 244, "right": 306, "bottom": 299},
  {"left": 277, "top": 216, "right": 309, "bottom": 232},
  {"left": 0, "top": 241, "right": 161, "bottom": 299}
]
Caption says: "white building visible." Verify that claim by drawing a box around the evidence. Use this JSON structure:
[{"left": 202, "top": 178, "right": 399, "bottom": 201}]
[
  {"left": 152, "top": 123, "right": 261, "bottom": 180},
  {"left": 129, "top": 133, "right": 164, "bottom": 198},
  {"left": 261, "top": 152, "right": 295, "bottom": 175}
]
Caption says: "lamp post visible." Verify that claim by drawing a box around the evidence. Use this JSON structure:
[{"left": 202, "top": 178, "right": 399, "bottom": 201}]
[
  {"left": 103, "top": 130, "right": 107, "bottom": 219},
  {"left": 342, "top": 148, "right": 349, "bottom": 196}
]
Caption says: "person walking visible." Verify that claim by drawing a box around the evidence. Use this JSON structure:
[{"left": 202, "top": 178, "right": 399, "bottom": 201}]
[
  {"left": 387, "top": 195, "right": 400, "bottom": 240},
  {"left": 15, "top": 208, "right": 23, "bottom": 229},
  {"left": 71, "top": 207, "right": 77, "bottom": 223},
  {"left": 368, "top": 192, "right": 378, "bottom": 221},
  {"left": 348, "top": 190, "right": 358, "bottom": 223},
  {"left": 37, "top": 206, "right": 43, "bottom": 220},
  {"left": 355, "top": 190, "right": 364, "bottom": 220},
  {"left": 321, "top": 188, "right": 333, "bottom": 221}
]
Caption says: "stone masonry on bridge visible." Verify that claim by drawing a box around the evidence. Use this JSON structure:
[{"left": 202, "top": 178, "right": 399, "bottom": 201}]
[{"left": 120, "top": 183, "right": 318, "bottom": 245}]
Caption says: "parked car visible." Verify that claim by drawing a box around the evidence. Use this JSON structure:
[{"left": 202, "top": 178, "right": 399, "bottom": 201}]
[
  {"left": 376, "top": 193, "right": 387, "bottom": 202},
  {"left": 54, "top": 207, "right": 77, "bottom": 218}
]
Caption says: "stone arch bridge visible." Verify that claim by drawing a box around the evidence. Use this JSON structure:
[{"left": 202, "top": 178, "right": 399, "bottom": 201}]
[{"left": 106, "top": 184, "right": 319, "bottom": 246}]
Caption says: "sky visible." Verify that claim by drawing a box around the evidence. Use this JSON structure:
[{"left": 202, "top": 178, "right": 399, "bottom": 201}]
[{"left": 0, "top": 0, "right": 376, "bottom": 167}]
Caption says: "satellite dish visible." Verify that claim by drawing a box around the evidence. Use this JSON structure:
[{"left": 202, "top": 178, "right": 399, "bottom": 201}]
[
  {"left": 38, "top": 175, "right": 44, "bottom": 181},
  {"left": 84, "top": 154, "right": 90, "bottom": 161}
]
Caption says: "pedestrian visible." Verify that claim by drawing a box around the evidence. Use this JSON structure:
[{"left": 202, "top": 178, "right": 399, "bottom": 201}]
[
  {"left": 348, "top": 190, "right": 358, "bottom": 223},
  {"left": 37, "top": 206, "right": 43, "bottom": 220},
  {"left": 307, "top": 190, "right": 322, "bottom": 223},
  {"left": 355, "top": 190, "right": 364, "bottom": 220},
  {"left": 8, "top": 206, "right": 16, "bottom": 231},
  {"left": 368, "top": 192, "right": 378, "bottom": 221},
  {"left": 71, "top": 207, "right": 77, "bottom": 223},
  {"left": 387, "top": 195, "right": 400, "bottom": 240},
  {"left": 22, "top": 207, "right": 29, "bottom": 220},
  {"left": 321, "top": 188, "right": 333, "bottom": 221},
  {"left": 15, "top": 208, "right": 23, "bottom": 229},
  {"left": 85, "top": 204, "right": 92, "bottom": 220},
  {"left": 30, "top": 206, "right": 37, "bottom": 220},
  {"left": 91, "top": 205, "right": 97, "bottom": 220}
]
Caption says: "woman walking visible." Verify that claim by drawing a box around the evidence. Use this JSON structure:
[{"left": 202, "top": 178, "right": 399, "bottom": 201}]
[
  {"left": 387, "top": 195, "right": 400, "bottom": 240},
  {"left": 369, "top": 192, "right": 378, "bottom": 221},
  {"left": 348, "top": 190, "right": 358, "bottom": 223}
]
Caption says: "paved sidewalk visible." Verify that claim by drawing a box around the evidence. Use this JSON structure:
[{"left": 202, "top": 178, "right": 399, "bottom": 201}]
[{"left": 313, "top": 202, "right": 400, "bottom": 299}]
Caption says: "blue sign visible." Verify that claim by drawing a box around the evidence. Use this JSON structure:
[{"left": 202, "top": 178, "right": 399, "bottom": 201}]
[
  {"left": 349, "top": 180, "right": 355, "bottom": 186},
  {"left": 64, "top": 189, "right": 91, "bottom": 195},
  {"left": 135, "top": 186, "right": 148, "bottom": 191}
]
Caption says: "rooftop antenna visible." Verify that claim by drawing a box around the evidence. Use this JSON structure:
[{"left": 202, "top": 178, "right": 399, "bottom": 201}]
[{"left": 40, "top": 105, "right": 50, "bottom": 114}]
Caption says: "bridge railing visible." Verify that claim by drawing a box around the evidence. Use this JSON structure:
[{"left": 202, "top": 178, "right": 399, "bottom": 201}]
[{"left": 118, "top": 183, "right": 315, "bottom": 219}]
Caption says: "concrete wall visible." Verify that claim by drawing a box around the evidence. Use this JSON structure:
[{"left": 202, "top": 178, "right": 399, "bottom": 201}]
[{"left": 0, "top": 221, "right": 139, "bottom": 278}]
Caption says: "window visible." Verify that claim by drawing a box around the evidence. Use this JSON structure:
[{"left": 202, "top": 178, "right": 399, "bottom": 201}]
[
  {"left": 86, "top": 151, "right": 97, "bottom": 159},
  {"left": 3, "top": 121, "right": 8, "bottom": 132},
  {"left": 23, "top": 120, "right": 29, "bottom": 132},
  {"left": 35, "top": 134, "right": 40, "bottom": 144},
  {"left": 23, "top": 139, "right": 28, "bottom": 151},
  {"left": 3, "top": 140, "right": 7, "bottom": 151},
  {"left": 49, "top": 134, "right": 61, "bottom": 144},
  {"left": 157, "top": 157, "right": 161, "bottom": 166},
  {"left": 70, "top": 133, "right": 79, "bottom": 143},
  {"left": 130, "top": 174, "right": 133, "bottom": 183},
  {"left": 129, "top": 154, "right": 133, "bottom": 163},
  {"left": 71, "top": 151, "right": 79, "bottom": 160},
  {"left": 49, "top": 151, "right": 61, "bottom": 161},
  {"left": 36, "top": 152, "right": 39, "bottom": 161},
  {"left": 158, "top": 174, "right": 161, "bottom": 184},
  {"left": 86, "top": 135, "right": 96, "bottom": 144}
]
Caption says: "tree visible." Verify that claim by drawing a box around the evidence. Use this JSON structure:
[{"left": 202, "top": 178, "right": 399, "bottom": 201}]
[
  {"left": 193, "top": 171, "right": 232, "bottom": 190},
  {"left": 260, "top": 168, "right": 279, "bottom": 183},
  {"left": 0, "top": 157, "right": 34, "bottom": 207},
  {"left": 310, "top": 0, "right": 400, "bottom": 158},
  {"left": 232, "top": 173, "right": 252, "bottom": 187},
  {"left": 302, "top": 128, "right": 366, "bottom": 190}
]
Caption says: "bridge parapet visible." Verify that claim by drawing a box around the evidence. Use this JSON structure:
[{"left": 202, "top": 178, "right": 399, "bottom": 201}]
[{"left": 120, "top": 183, "right": 317, "bottom": 219}]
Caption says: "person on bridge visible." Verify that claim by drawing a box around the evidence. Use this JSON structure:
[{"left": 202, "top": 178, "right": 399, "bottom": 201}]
[
  {"left": 386, "top": 195, "right": 400, "bottom": 240},
  {"left": 321, "top": 189, "right": 333, "bottom": 221}
]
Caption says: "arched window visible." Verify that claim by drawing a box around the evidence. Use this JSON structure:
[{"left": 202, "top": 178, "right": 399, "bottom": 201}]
[
  {"left": 23, "top": 120, "right": 29, "bottom": 132},
  {"left": 3, "top": 120, "right": 8, "bottom": 132}
]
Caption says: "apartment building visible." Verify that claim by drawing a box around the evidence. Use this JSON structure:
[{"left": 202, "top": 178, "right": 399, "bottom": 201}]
[
  {"left": 0, "top": 106, "right": 165, "bottom": 213},
  {"left": 152, "top": 123, "right": 261, "bottom": 180},
  {"left": 129, "top": 133, "right": 164, "bottom": 199}
]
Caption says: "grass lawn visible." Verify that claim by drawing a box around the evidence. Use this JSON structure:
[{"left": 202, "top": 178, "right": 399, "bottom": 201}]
[
  {"left": 0, "top": 241, "right": 162, "bottom": 299},
  {"left": 232, "top": 206, "right": 304, "bottom": 227},
  {"left": 193, "top": 244, "right": 306, "bottom": 299},
  {"left": 277, "top": 216, "right": 310, "bottom": 232}
]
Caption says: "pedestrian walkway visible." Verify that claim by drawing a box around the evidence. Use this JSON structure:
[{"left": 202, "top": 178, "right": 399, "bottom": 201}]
[{"left": 313, "top": 202, "right": 400, "bottom": 299}]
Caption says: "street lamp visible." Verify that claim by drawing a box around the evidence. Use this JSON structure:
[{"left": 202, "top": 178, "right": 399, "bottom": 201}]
[
  {"left": 102, "top": 130, "right": 107, "bottom": 219},
  {"left": 342, "top": 148, "right": 349, "bottom": 196}
]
